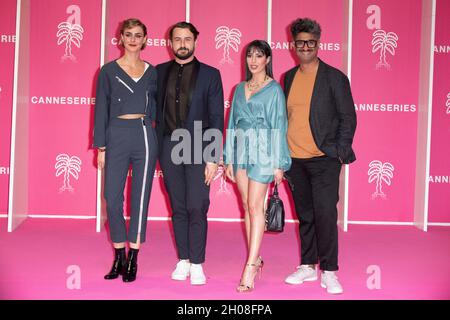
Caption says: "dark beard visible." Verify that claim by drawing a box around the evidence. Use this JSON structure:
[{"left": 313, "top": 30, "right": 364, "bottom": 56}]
[{"left": 174, "top": 48, "right": 194, "bottom": 60}]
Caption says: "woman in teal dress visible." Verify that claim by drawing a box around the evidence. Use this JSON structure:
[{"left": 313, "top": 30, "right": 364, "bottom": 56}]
[{"left": 224, "top": 40, "right": 291, "bottom": 292}]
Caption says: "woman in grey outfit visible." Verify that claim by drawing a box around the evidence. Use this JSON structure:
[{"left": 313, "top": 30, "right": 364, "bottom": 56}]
[{"left": 93, "top": 18, "right": 158, "bottom": 282}]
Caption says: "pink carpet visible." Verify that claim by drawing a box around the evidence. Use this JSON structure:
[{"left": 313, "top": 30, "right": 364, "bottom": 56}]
[{"left": 0, "top": 218, "right": 449, "bottom": 300}]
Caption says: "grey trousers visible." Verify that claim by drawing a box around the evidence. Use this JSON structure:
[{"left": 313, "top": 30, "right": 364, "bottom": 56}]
[{"left": 104, "top": 117, "right": 158, "bottom": 244}]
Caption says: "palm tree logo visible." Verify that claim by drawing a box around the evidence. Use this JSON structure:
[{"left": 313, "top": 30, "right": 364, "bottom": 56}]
[
  {"left": 372, "top": 29, "right": 398, "bottom": 70},
  {"left": 215, "top": 26, "right": 242, "bottom": 65},
  {"left": 56, "top": 22, "right": 84, "bottom": 62},
  {"left": 55, "top": 154, "right": 82, "bottom": 193},
  {"left": 446, "top": 92, "right": 450, "bottom": 115},
  {"left": 213, "top": 164, "right": 230, "bottom": 196},
  {"left": 368, "top": 160, "right": 394, "bottom": 200}
]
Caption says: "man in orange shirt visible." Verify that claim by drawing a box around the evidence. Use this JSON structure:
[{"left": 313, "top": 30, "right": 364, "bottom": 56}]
[{"left": 283, "top": 18, "right": 357, "bottom": 294}]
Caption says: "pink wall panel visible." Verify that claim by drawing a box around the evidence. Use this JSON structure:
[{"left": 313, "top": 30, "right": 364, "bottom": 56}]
[
  {"left": 106, "top": 0, "right": 185, "bottom": 65},
  {"left": 428, "top": 0, "right": 450, "bottom": 223},
  {"left": 191, "top": 0, "right": 268, "bottom": 219},
  {"left": 272, "top": 0, "right": 345, "bottom": 82},
  {"left": 28, "top": 0, "right": 102, "bottom": 215},
  {"left": 272, "top": 0, "right": 346, "bottom": 221},
  {"left": 349, "top": 0, "right": 421, "bottom": 222},
  {"left": 0, "top": 0, "right": 16, "bottom": 214},
  {"left": 106, "top": 0, "right": 186, "bottom": 218}
]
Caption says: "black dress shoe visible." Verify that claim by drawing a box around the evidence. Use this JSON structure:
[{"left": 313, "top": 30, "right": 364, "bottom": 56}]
[
  {"left": 122, "top": 248, "right": 139, "bottom": 282},
  {"left": 104, "top": 248, "right": 126, "bottom": 280}
]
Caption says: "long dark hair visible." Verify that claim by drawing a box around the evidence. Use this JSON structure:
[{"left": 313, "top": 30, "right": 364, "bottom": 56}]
[{"left": 245, "top": 40, "right": 273, "bottom": 81}]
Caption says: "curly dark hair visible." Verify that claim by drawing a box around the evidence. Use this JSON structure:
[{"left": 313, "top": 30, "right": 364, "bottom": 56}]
[{"left": 290, "top": 18, "right": 321, "bottom": 39}]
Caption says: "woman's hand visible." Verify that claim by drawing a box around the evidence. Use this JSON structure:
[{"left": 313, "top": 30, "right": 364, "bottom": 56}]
[
  {"left": 97, "top": 149, "right": 106, "bottom": 170},
  {"left": 204, "top": 162, "right": 218, "bottom": 186},
  {"left": 274, "top": 169, "right": 284, "bottom": 185},
  {"left": 225, "top": 164, "right": 235, "bottom": 183}
]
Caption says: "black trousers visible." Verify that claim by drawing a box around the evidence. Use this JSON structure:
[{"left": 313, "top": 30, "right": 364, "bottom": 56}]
[
  {"left": 286, "top": 156, "right": 342, "bottom": 271},
  {"left": 160, "top": 135, "right": 210, "bottom": 264}
]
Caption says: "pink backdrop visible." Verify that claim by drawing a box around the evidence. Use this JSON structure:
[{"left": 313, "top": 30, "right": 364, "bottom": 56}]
[
  {"left": 429, "top": 0, "right": 450, "bottom": 223},
  {"left": 1, "top": 0, "right": 448, "bottom": 225},
  {"left": 348, "top": 0, "right": 421, "bottom": 222},
  {"left": 0, "top": 0, "right": 16, "bottom": 214},
  {"left": 28, "top": 0, "right": 101, "bottom": 215}
]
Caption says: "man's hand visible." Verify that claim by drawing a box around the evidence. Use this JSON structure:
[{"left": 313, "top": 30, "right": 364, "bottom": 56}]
[{"left": 204, "top": 162, "right": 218, "bottom": 186}]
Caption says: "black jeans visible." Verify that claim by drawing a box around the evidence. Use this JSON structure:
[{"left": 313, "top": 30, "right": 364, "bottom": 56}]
[{"left": 285, "top": 156, "right": 342, "bottom": 271}]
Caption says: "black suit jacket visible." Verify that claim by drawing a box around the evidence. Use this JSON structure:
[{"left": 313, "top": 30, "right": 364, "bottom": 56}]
[
  {"left": 284, "top": 58, "right": 357, "bottom": 164},
  {"left": 155, "top": 58, "right": 224, "bottom": 161}
]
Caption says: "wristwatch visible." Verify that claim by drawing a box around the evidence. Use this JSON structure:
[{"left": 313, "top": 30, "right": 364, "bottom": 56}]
[{"left": 98, "top": 148, "right": 106, "bottom": 152}]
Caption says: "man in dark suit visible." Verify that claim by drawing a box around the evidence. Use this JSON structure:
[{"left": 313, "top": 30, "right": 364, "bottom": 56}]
[
  {"left": 283, "top": 18, "right": 356, "bottom": 294},
  {"left": 155, "top": 21, "right": 224, "bottom": 285}
]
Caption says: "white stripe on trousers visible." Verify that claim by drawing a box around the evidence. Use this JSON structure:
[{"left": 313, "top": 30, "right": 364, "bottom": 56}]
[{"left": 137, "top": 119, "right": 149, "bottom": 236}]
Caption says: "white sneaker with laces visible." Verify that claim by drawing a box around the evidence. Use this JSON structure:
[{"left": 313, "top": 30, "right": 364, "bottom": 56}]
[
  {"left": 190, "top": 263, "right": 206, "bottom": 285},
  {"left": 285, "top": 265, "right": 318, "bottom": 284},
  {"left": 321, "top": 271, "right": 343, "bottom": 294},
  {"left": 171, "top": 260, "right": 191, "bottom": 281}
]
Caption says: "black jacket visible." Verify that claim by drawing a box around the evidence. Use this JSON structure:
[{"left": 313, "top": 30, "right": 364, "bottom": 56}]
[
  {"left": 284, "top": 59, "right": 357, "bottom": 164},
  {"left": 155, "top": 58, "right": 224, "bottom": 160}
]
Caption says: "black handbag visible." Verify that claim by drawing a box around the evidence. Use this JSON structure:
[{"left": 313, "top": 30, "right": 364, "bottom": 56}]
[{"left": 265, "top": 183, "right": 285, "bottom": 232}]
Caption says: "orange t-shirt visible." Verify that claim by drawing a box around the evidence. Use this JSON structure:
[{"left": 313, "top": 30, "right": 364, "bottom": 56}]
[{"left": 287, "top": 68, "right": 325, "bottom": 159}]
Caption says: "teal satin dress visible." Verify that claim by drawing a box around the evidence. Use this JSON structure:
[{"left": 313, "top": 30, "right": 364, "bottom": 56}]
[{"left": 224, "top": 80, "right": 291, "bottom": 183}]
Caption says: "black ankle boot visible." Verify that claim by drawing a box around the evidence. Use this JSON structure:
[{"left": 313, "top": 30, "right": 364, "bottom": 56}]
[
  {"left": 122, "top": 248, "right": 139, "bottom": 282},
  {"left": 104, "top": 248, "right": 126, "bottom": 280}
]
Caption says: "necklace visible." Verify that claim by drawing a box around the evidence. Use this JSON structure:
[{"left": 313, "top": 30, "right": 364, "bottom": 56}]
[{"left": 247, "top": 74, "right": 269, "bottom": 92}]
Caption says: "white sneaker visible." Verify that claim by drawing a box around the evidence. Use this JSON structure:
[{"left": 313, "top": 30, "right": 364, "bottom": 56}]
[
  {"left": 285, "top": 265, "right": 318, "bottom": 284},
  {"left": 171, "top": 260, "right": 191, "bottom": 281},
  {"left": 321, "top": 271, "right": 343, "bottom": 294},
  {"left": 189, "top": 263, "right": 206, "bottom": 285}
]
